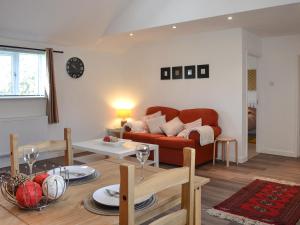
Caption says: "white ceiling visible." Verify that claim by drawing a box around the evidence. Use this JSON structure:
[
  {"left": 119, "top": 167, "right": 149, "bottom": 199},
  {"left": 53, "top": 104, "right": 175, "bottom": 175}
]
[
  {"left": 106, "top": 0, "right": 300, "bottom": 35},
  {"left": 0, "top": 0, "right": 132, "bottom": 45},
  {"left": 0, "top": 0, "right": 299, "bottom": 48},
  {"left": 96, "top": 3, "right": 300, "bottom": 52}
]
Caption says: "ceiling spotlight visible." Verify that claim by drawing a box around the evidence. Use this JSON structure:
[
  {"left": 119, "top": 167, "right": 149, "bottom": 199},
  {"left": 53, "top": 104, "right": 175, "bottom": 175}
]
[
  {"left": 227, "top": 16, "right": 233, "bottom": 20},
  {"left": 129, "top": 33, "right": 134, "bottom": 37},
  {"left": 172, "top": 25, "right": 177, "bottom": 29}
]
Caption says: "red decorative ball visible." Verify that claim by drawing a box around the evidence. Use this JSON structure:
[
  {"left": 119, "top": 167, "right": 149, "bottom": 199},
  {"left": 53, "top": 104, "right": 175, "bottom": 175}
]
[
  {"left": 16, "top": 181, "right": 42, "bottom": 208},
  {"left": 103, "top": 136, "right": 111, "bottom": 142},
  {"left": 33, "top": 173, "right": 49, "bottom": 186}
]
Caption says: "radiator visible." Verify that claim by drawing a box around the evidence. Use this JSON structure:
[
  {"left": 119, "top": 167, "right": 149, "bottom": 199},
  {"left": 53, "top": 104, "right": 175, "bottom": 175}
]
[{"left": 0, "top": 116, "right": 48, "bottom": 157}]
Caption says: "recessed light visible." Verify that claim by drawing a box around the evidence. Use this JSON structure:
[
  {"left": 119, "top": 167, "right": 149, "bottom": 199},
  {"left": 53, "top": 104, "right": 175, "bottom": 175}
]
[
  {"left": 172, "top": 25, "right": 177, "bottom": 29},
  {"left": 227, "top": 16, "right": 233, "bottom": 20},
  {"left": 129, "top": 33, "right": 134, "bottom": 37}
]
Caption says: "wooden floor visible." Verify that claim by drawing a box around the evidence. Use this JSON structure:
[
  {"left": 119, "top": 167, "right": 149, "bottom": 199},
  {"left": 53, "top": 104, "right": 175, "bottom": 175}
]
[{"left": 194, "top": 153, "right": 300, "bottom": 225}]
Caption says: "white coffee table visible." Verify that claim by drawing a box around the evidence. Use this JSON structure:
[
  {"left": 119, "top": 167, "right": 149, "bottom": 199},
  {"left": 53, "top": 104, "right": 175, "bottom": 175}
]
[{"left": 72, "top": 139, "right": 159, "bottom": 167}]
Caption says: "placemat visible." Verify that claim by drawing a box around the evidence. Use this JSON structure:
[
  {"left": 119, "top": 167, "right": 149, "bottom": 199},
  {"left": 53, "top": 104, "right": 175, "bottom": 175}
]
[{"left": 83, "top": 193, "right": 157, "bottom": 216}]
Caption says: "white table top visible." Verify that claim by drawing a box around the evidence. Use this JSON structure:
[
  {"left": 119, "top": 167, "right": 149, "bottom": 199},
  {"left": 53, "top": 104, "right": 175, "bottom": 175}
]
[{"left": 72, "top": 139, "right": 158, "bottom": 158}]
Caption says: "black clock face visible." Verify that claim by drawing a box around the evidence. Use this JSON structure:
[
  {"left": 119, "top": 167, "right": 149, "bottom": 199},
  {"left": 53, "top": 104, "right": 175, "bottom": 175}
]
[{"left": 66, "top": 57, "right": 84, "bottom": 79}]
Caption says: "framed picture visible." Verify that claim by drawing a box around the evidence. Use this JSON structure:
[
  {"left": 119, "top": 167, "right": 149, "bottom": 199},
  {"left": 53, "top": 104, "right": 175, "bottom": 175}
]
[
  {"left": 172, "top": 66, "right": 183, "bottom": 79},
  {"left": 184, "top": 65, "right": 196, "bottom": 79},
  {"left": 161, "top": 67, "right": 171, "bottom": 80},
  {"left": 197, "top": 64, "right": 209, "bottom": 78}
]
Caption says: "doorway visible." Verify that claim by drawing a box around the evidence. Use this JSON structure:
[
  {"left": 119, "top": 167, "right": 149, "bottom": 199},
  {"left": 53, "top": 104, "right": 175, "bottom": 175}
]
[{"left": 247, "top": 55, "right": 258, "bottom": 159}]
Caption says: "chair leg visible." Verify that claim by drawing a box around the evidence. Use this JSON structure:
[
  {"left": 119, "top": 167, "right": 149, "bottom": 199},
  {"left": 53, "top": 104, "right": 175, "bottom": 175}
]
[
  {"left": 226, "top": 141, "right": 230, "bottom": 167},
  {"left": 213, "top": 141, "right": 216, "bottom": 166},
  {"left": 222, "top": 142, "right": 225, "bottom": 161},
  {"left": 235, "top": 141, "right": 238, "bottom": 166}
]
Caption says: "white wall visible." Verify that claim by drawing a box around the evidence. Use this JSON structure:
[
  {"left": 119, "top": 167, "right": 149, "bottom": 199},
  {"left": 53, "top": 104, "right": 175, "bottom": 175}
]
[
  {"left": 259, "top": 34, "right": 300, "bottom": 157},
  {"left": 2, "top": 30, "right": 299, "bottom": 164},
  {"left": 120, "top": 29, "right": 246, "bottom": 162},
  {"left": 0, "top": 37, "right": 125, "bottom": 157}
]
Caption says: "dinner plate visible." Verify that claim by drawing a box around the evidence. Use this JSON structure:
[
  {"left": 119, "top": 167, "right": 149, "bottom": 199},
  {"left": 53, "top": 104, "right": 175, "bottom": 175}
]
[
  {"left": 93, "top": 184, "right": 152, "bottom": 207},
  {"left": 48, "top": 165, "right": 96, "bottom": 180}
]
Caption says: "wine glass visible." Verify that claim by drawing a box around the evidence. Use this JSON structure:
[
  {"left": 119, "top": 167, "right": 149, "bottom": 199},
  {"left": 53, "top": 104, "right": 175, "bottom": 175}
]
[
  {"left": 136, "top": 144, "right": 150, "bottom": 181},
  {"left": 23, "top": 146, "right": 39, "bottom": 177}
]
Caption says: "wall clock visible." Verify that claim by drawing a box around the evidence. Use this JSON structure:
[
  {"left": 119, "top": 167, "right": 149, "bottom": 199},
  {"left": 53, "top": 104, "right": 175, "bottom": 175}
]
[{"left": 66, "top": 57, "right": 84, "bottom": 79}]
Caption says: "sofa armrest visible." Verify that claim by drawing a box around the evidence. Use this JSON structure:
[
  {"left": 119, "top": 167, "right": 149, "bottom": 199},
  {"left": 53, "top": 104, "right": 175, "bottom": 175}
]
[{"left": 188, "top": 126, "right": 222, "bottom": 143}]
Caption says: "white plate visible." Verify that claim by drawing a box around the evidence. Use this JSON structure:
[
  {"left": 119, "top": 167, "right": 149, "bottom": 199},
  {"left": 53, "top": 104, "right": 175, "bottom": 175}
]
[
  {"left": 93, "top": 184, "right": 152, "bottom": 207},
  {"left": 99, "top": 139, "right": 126, "bottom": 147},
  {"left": 48, "top": 165, "right": 96, "bottom": 180}
]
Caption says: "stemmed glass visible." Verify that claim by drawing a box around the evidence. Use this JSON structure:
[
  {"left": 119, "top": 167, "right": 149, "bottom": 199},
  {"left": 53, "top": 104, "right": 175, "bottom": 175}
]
[
  {"left": 23, "top": 146, "right": 39, "bottom": 177},
  {"left": 136, "top": 144, "right": 150, "bottom": 182}
]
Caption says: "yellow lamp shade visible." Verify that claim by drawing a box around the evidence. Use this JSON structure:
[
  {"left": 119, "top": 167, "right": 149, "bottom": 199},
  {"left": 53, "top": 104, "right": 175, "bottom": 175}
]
[{"left": 116, "top": 108, "right": 132, "bottom": 119}]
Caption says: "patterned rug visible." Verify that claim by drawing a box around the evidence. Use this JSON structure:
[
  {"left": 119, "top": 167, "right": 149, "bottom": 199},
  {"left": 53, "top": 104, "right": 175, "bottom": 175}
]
[{"left": 207, "top": 177, "right": 300, "bottom": 225}]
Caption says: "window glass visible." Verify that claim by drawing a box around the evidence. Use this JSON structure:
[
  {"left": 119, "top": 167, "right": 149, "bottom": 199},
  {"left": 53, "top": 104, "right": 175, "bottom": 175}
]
[{"left": 0, "top": 49, "right": 46, "bottom": 97}]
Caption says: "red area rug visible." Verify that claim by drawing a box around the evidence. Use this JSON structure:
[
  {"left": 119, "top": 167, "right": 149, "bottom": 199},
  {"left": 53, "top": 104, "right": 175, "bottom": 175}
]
[{"left": 207, "top": 178, "right": 300, "bottom": 225}]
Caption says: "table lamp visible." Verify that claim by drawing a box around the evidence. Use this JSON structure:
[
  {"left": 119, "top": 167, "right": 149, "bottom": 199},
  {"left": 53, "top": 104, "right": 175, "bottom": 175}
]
[{"left": 117, "top": 108, "right": 132, "bottom": 127}]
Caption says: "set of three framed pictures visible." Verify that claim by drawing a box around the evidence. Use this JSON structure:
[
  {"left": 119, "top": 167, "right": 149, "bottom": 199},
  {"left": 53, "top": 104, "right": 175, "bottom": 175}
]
[{"left": 161, "top": 64, "right": 209, "bottom": 80}]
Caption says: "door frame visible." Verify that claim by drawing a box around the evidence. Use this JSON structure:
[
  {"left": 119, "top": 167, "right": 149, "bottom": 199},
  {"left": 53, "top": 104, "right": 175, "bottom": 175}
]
[
  {"left": 245, "top": 53, "right": 261, "bottom": 161},
  {"left": 297, "top": 56, "right": 300, "bottom": 157}
]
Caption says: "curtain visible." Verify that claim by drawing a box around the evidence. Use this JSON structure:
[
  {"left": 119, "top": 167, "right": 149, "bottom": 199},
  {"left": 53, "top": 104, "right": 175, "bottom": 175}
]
[{"left": 45, "top": 48, "right": 59, "bottom": 124}]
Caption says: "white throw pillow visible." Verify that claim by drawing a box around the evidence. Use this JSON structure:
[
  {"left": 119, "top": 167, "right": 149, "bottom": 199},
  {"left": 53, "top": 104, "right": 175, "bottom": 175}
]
[
  {"left": 131, "top": 120, "right": 147, "bottom": 133},
  {"left": 142, "top": 111, "right": 162, "bottom": 122},
  {"left": 160, "top": 117, "right": 184, "bottom": 137},
  {"left": 184, "top": 118, "right": 202, "bottom": 130},
  {"left": 146, "top": 115, "right": 166, "bottom": 134}
]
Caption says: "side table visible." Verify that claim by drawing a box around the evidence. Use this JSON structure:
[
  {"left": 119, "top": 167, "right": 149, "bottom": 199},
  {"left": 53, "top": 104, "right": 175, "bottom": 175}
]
[
  {"left": 106, "top": 127, "right": 123, "bottom": 138},
  {"left": 213, "top": 136, "right": 238, "bottom": 167}
]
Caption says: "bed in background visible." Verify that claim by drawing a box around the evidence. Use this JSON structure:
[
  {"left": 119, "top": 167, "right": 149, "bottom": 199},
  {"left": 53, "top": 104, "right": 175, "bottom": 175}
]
[{"left": 248, "top": 107, "right": 256, "bottom": 131}]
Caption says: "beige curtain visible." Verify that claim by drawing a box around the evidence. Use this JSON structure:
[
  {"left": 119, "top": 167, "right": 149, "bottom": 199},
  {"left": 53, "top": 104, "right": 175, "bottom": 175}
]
[{"left": 45, "top": 48, "right": 59, "bottom": 124}]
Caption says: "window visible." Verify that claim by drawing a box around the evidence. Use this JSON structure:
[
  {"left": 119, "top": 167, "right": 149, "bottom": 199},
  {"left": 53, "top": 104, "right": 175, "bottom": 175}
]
[{"left": 0, "top": 49, "right": 46, "bottom": 97}]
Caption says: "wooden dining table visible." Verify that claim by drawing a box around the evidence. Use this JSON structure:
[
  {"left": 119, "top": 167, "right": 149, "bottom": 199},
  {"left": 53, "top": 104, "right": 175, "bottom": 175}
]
[{"left": 0, "top": 158, "right": 209, "bottom": 225}]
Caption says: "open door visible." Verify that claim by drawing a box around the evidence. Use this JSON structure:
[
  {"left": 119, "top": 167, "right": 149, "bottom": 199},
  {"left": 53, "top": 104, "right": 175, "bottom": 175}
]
[{"left": 247, "top": 56, "right": 258, "bottom": 159}]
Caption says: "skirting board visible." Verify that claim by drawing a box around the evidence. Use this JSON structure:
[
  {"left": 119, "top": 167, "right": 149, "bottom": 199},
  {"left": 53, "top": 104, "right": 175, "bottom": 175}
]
[{"left": 257, "top": 147, "right": 297, "bottom": 158}]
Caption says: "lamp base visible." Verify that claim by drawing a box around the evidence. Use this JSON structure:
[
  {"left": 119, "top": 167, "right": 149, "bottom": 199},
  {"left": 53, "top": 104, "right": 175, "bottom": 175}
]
[{"left": 121, "top": 120, "right": 127, "bottom": 127}]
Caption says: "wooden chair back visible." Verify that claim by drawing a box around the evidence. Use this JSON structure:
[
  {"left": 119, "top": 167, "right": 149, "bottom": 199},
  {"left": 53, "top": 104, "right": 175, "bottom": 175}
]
[
  {"left": 119, "top": 147, "right": 195, "bottom": 225},
  {"left": 10, "top": 128, "right": 73, "bottom": 176}
]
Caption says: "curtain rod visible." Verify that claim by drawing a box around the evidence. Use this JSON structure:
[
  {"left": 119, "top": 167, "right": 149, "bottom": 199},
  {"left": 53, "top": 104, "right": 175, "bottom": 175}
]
[{"left": 0, "top": 45, "right": 64, "bottom": 54}]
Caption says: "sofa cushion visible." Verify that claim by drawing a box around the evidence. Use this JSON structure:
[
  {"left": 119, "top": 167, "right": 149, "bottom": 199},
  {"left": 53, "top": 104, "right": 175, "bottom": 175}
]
[
  {"left": 142, "top": 111, "right": 162, "bottom": 122},
  {"left": 184, "top": 118, "right": 202, "bottom": 130},
  {"left": 161, "top": 117, "right": 184, "bottom": 136},
  {"left": 129, "top": 120, "right": 147, "bottom": 133},
  {"left": 146, "top": 106, "right": 179, "bottom": 122},
  {"left": 179, "top": 108, "right": 218, "bottom": 126},
  {"left": 146, "top": 115, "right": 166, "bottom": 134},
  {"left": 154, "top": 136, "right": 195, "bottom": 149},
  {"left": 123, "top": 132, "right": 165, "bottom": 143}
]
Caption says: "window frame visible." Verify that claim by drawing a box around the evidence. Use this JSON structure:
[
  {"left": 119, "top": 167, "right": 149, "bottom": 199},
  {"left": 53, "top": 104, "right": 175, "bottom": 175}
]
[{"left": 0, "top": 49, "right": 47, "bottom": 99}]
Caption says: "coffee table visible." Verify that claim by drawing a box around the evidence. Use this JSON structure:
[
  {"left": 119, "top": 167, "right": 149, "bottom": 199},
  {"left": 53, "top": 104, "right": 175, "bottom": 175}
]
[{"left": 72, "top": 139, "right": 159, "bottom": 167}]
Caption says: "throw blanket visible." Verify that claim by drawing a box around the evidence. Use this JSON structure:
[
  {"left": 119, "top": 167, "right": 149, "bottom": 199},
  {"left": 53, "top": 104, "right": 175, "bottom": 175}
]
[{"left": 177, "top": 125, "right": 214, "bottom": 146}]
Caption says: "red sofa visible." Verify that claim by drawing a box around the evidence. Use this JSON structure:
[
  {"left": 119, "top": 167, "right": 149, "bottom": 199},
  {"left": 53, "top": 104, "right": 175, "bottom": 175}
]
[{"left": 123, "top": 106, "right": 221, "bottom": 166}]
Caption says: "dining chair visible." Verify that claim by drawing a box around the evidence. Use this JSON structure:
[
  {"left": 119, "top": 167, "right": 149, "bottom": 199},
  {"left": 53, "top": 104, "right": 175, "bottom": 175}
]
[
  {"left": 119, "top": 147, "right": 196, "bottom": 225},
  {"left": 10, "top": 128, "right": 73, "bottom": 177}
]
